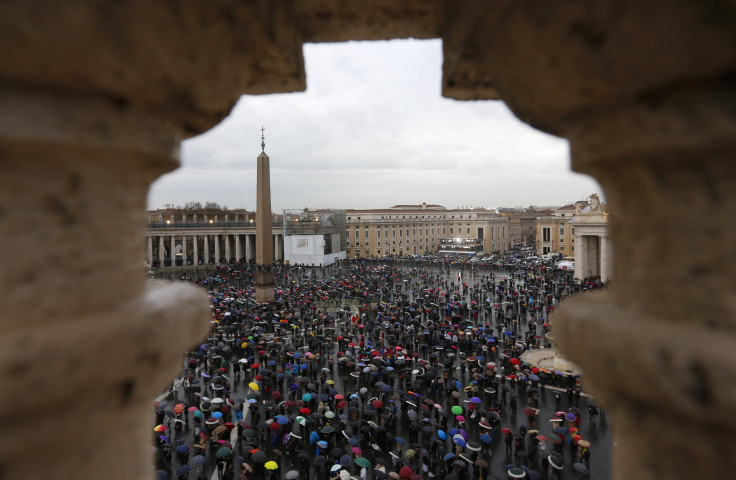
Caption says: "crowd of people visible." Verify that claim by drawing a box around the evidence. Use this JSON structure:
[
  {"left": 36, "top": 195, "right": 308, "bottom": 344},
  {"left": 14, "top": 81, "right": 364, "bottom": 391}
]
[{"left": 153, "top": 254, "right": 606, "bottom": 480}]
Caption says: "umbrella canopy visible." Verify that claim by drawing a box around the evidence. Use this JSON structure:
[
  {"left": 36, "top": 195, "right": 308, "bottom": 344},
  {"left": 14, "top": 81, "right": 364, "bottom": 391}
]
[
  {"left": 354, "top": 457, "right": 371, "bottom": 468},
  {"left": 264, "top": 461, "right": 278, "bottom": 470},
  {"left": 216, "top": 447, "right": 232, "bottom": 458}
]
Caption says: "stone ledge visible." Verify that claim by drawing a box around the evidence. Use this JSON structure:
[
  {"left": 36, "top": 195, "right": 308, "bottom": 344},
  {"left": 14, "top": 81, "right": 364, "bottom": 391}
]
[
  {"left": 0, "top": 281, "right": 209, "bottom": 454},
  {"left": 554, "top": 291, "right": 736, "bottom": 425}
]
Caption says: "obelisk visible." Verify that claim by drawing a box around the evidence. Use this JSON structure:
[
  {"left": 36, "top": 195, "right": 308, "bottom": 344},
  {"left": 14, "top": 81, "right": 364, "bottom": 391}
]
[{"left": 255, "top": 127, "right": 275, "bottom": 302}]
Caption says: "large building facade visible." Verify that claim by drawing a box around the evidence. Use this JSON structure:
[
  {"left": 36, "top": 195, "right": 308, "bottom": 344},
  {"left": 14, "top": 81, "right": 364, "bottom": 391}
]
[
  {"left": 536, "top": 204, "right": 580, "bottom": 259},
  {"left": 344, "top": 203, "right": 510, "bottom": 258}
]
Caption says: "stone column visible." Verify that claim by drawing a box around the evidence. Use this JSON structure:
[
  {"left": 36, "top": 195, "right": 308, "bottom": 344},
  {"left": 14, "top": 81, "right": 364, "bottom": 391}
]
[
  {"left": 147, "top": 236, "right": 153, "bottom": 266},
  {"left": 170, "top": 234, "right": 175, "bottom": 264},
  {"left": 273, "top": 235, "right": 278, "bottom": 262},
  {"left": 204, "top": 235, "right": 209, "bottom": 264},
  {"left": 224, "top": 233, "right": 231, "bottom": 262},
  {"left": 470, "top": 3, "right": 736, "bottom": 480},
  {"left": 573, "top": 234, "right": 582, "bottom": 281},
  {"left": 182, "top": 234, "right": 188, "bottom": 265},
  {"left": 246, "top": 234, "right": 253, "bottom": 262},
  {"left": 193, "top": 235, "right": 199, "bottom": 266},
  {"left": 599, "top": 235, "right": 610, "bottom": 283},
  {"left": 235, "top": 234, "right": 242, "bottom": 262},
  {"left": 214, "top": 234, "right": 220, "bottom": 264},
  {"left": 158, "top": 236, "right": 165, "bottom": 263},
  {"left": 0, "top": 89, "right": 208, "bottom": 480}
]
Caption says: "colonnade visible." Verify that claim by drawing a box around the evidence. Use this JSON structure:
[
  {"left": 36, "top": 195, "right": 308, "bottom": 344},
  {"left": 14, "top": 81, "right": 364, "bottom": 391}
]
[
  {"left": 145, "top": 232, "right": 284, "bottom": 266},
  {"left": 574, "top": 234, "right": 611, "bottom": 283}
]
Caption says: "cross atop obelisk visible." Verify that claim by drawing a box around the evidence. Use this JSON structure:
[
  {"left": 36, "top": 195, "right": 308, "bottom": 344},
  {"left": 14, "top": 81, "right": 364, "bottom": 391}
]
[{"left": 255, "top": 127, "right": 275, "bottom": 303}]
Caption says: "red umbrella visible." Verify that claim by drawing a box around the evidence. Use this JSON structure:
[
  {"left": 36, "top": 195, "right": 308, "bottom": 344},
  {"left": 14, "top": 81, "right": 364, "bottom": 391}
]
[
  {"left": 337, "top": 401, "right": 348, "bottom": 409},
  {"left": 300, "top": 408, "right": 311, "bottom": 415},
  {"left": 334, "top": 394, "right": 345, "bottom": 400},
  {"left": 173, "top": 403, "right": 185, "bottom": 415},
  {"left": 251, "top": 363, "right": 260, "bottom": 369},
  {"left": 269, "top": 422, "right": 281, "bottom": 431},
  {"left": 523, "top": 407, "right": 539, "bottom": 417},
  {"left": 509, "top": 358, "right": 520, "bottom": 365},
  {"left": 372, "top": 399, "right": 383, "bottom": 409},
  {"left": 272, "top": 391, "right": 282, "bottom": 400},
  {"left": 399, "top": 466, "right": 414, "bottom": 479}
]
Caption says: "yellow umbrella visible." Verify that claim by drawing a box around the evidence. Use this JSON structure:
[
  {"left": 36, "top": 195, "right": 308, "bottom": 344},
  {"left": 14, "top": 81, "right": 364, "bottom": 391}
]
[
  {"left": 264, "top": 461, "right": 278, "bottom": 470},
  {"left": 249, "top": 382, "right": 260, "bottom": 391}
]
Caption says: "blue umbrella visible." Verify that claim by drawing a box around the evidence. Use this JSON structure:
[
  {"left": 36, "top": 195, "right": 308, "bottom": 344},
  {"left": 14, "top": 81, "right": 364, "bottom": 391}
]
[
  {"left": 310, "top": 431, "right": 320, "bottom": 444},
  {"left": 528, "top": 374, "right": 540, "bottom": 382},
  {"left": 437, "top": 430, "right": 447, "bottom": 440},
  {"left": 191, "top": 455, "right": 206, "bottom": 466},
  {"left": 395, "top": 436, "right": 405, "bottom": 445},
  {"left": 275, "top": 415, "right": 289, "bottom": 425},
  {"left": 303, "top": 393, "right": 312, "bottom": 402},
  {"left": 452, "top": 435, "right": 466, "bottom": 447},
  {"left": 212, "top": 411, "right": 223, "bottom": 419},
  {"left": 176, "top": 444, "right": 188, "bottom": 454},
  {"left": 176, "top": 465, "right": 191, "bottom": 476},
  {"left": 442, "top": 453, "right": 455, "bottom": 461},
  {"left": 480, "top": 433, "right": 492, "bottom": 444}
]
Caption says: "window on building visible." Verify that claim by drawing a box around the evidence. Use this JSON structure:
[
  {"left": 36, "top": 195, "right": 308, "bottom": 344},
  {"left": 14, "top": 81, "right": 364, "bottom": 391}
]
[
  {"left": 543, "top": 228, "right": 551, "bottom": 242},
  {"left": 392, "top": 230, "right": 396, "bottom": 238},
  {"left": 560, "top": 237, "right": 565, "bottom": 243},
  {"left": 559, "top": 227, "right": 565, "bottom": 235},
  {"left": 571, "top": 228, "right": 575, "bottom": 235},
  {"left": 346, "top": 231, "right": 350, "bottom": 239},
  {"left": 355, "top": 230, "right": 360, "bottom": 239},
  {"left": 560, "top": 246, "right": 565, "bottom": 250},
  {"left": 467, "top": 227, "right": 470, "bottom": 234},
  {"left": 450, "top": 227, "right": 454, "bottom": 234},
  {"left": 399, "top": 230, "right": 403, "bottom": 237},
  {"left": 377, "top": 231, "right": 381, "bottom": 239}
]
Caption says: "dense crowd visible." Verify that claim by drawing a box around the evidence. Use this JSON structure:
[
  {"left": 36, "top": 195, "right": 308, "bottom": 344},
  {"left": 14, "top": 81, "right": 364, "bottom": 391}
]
[{"left": 153, "top": 253, "right": 606, "bottom": 480}]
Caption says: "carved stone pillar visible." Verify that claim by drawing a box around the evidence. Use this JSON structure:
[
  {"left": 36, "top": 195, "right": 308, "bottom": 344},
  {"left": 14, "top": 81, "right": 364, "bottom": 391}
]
[{"left": 0, "top": 89, "right": 209, "bottom": 480}]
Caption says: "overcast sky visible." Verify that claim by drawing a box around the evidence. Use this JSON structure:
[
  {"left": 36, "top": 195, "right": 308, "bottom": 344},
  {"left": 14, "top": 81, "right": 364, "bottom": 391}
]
[{"left": 148, "top": 39, "right": 601, "bottom": 212}]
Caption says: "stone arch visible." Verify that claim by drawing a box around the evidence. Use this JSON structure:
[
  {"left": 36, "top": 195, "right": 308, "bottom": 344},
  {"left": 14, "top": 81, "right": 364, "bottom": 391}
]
[{"left": 1, "top": 2, "right": 735, "bottom": 480}]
